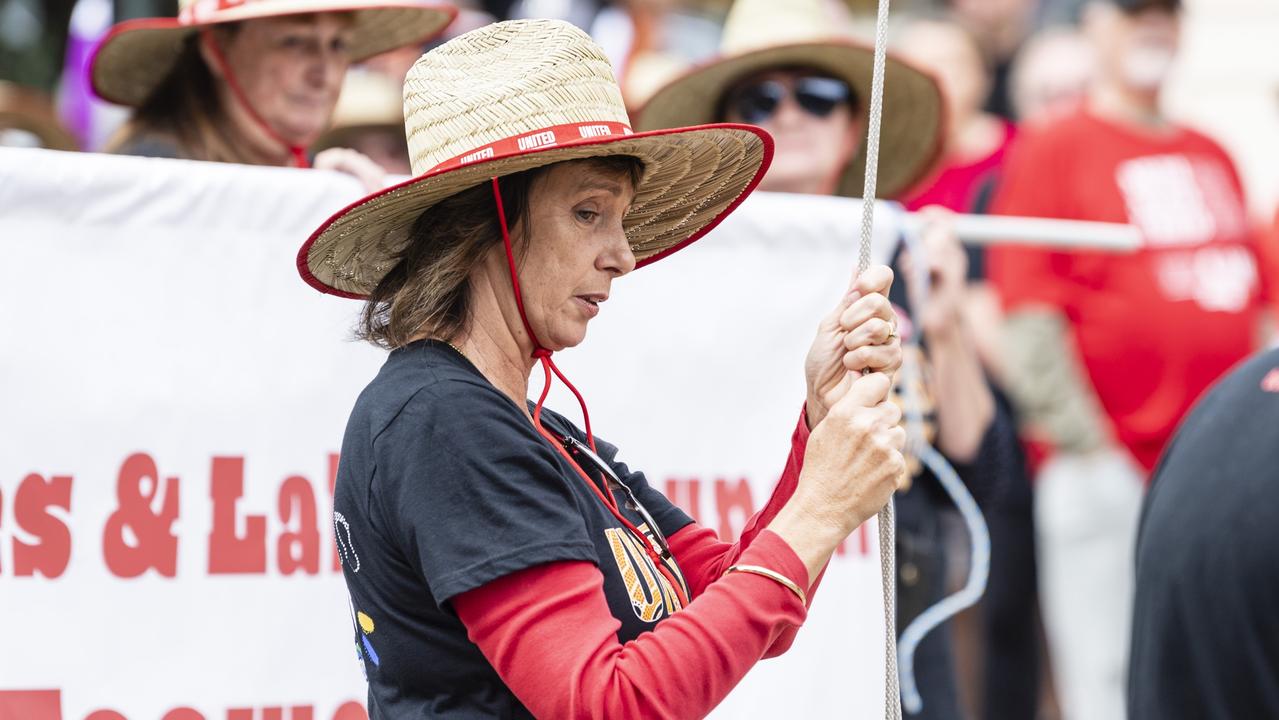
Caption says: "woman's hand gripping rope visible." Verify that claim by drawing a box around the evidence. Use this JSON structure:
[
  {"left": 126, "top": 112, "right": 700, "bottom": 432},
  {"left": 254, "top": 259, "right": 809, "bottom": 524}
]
[{"left": 804, "top": 264, "right": 903, "bottom": 429}]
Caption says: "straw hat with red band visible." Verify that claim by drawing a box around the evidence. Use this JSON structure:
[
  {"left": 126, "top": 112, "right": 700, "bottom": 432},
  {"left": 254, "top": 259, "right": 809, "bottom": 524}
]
[
  {"left": 90, "top": 0, "right": 456, "bottom": 109},
  {"left": 298, "top": 18, "right": 773, "bottom": 300},
  {"left": 633, "top": 0, "right": 944, "bottom": 200}
]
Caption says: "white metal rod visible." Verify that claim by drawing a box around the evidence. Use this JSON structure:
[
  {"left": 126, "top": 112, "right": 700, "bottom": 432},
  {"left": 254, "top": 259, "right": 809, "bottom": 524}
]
[{"left": 902, "top": 212, "right": 1141, "bottom": 252}]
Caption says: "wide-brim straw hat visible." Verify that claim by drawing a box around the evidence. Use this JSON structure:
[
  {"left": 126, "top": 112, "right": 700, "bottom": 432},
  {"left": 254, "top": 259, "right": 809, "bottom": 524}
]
[
  {"left": 634, "top": 0, "right": 943, "bottom": 200},
  {"left": 91, "top": 0, "right": 456, "bottom": 107},
  {"left": 298, "top": 19, "right": 772, "bottom": 299}
]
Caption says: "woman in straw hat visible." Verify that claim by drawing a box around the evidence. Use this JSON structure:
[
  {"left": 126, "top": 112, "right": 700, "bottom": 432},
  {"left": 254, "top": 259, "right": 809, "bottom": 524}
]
[
  {"left": 300, "top": 18, "right": 909, "bottom": 718},
  {"left": 633, "top": 0, "right": 944, "bottom": 200},
  {"left": 91, "top": 0, "right": 453, "bottom": 170}
]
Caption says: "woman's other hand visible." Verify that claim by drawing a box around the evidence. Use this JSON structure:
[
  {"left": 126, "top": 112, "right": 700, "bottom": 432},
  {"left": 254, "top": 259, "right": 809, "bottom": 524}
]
[
  {"left": 804, "top": 264, "right": 903, "bottom": 428},
  {"left": 902, "top": 206, "right": 967, "bottom": 341},
  {"left": 769, "top": 371, "right": 908, "bottom": 580},
  {"left": 314, "top": 147, "right": 389, "bottom": 193}
]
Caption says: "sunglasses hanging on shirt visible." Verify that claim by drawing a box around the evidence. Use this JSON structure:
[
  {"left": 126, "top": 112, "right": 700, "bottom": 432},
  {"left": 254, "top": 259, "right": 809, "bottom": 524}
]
[
  {"left": 725, "top": 75, "right": 855, "bottom": 125},
  {"left": 558, "top": 434, "right": 690, "bottom": 600}
]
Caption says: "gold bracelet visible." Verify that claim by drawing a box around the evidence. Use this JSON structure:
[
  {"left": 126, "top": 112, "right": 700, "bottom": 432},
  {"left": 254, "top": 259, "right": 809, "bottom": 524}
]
[{"left": 726, "top": 564, "right": 807, "bottom": 607}]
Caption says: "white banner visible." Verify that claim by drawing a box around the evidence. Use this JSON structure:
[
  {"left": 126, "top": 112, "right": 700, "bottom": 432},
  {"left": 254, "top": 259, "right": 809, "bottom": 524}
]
[{"left": 0, "top": 148, "right": 903, "bottom": 720}]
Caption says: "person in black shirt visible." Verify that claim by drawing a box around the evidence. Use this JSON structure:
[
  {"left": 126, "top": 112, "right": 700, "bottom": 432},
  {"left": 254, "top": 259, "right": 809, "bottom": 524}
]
[
  {"left": 299, "top": 19, "right": 912, "bottom": 718},
  {"left": 1128, "top": 347, "right": 1279, "bottom": 720}
]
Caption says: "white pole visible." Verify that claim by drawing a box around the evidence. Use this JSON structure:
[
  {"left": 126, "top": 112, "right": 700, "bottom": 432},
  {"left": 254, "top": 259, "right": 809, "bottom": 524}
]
[{"left": 902, "top": 212, "right": 1141, "bottom": 252}]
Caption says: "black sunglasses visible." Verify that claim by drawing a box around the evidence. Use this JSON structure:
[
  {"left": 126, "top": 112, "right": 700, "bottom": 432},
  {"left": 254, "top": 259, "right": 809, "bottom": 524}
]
[
  {"left": 560, "top": 435, "right": 675, "bottom": 561},
  {"left": 725, "top": 75, "right": 855, "bottom": 125}
]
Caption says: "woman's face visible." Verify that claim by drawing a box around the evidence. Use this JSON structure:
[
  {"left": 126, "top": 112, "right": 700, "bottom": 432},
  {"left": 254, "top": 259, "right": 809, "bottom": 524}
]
[
  {"left": 722, "top": 69, "right": 863, "bottom": 196},
  {"left": 504, "top": 161, "right": 638, "bottom": 352},
  {"left": 217, "top": 14, "right": 353, "bottom": 146}
]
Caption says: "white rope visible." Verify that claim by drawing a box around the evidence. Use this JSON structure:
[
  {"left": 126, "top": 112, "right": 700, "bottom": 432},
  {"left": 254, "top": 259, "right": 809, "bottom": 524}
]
[
  {"left": 857, "top": 0, "right": 893, "bottom": 273},
  {"left": 855, "top": 1, "right": 901, "bottom": 718}
]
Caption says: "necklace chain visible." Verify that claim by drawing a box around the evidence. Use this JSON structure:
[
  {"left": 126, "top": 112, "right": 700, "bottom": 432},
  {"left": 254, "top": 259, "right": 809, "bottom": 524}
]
[{"left": 442, "top": 339, "right": 466, "bottom": 360}]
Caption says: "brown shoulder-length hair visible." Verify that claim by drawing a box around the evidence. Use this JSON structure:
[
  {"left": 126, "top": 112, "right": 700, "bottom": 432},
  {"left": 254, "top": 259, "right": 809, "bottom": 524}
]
[
  {"left": 105, "top": 26, "right": 252, "bottom": 163},
  {"left": 358, "top": 155, "right": 644, "bottom": 350}
]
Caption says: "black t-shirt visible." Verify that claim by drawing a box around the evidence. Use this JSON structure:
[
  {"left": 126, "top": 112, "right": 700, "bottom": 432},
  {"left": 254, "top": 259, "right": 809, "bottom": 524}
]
[
  {"left": 333, "top": 340, "right": 693, "bottom": 719},
  {"left": 1128, "top": 348, "right": 1279, "bottom": 720}
]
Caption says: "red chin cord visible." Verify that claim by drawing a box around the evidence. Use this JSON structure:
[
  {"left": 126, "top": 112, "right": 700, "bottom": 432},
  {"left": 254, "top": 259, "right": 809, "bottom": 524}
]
[
  {"left": 491, "top": 177, "right": 689, "bottom": 607},
  {"left": 200, "top": 31, "right": 310, "bottom": 169}
]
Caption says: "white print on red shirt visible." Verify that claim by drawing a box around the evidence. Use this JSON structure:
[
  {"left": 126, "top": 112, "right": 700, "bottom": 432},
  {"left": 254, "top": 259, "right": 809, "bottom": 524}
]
[
  {"left": 1153, "top": 245, "right": 1257, "bottom": 313},
  {"left": 1115, "top": 153, "right": 1257, "bottom": 312}
]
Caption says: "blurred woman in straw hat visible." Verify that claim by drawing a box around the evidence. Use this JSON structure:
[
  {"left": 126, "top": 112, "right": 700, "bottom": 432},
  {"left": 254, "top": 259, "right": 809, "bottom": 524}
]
[
  {"left": 300, "top": 18, "right": 910, "bottom": 718},
  {"left": 91, "top": 0, "right": 453, "bottom": 170},
  {"left": 634, "top": 0, "right": 944, "bottom": 200}
]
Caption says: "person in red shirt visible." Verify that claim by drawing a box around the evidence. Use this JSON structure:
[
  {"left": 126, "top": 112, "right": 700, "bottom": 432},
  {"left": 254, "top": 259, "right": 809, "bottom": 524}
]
[{"left": 988, "top": 1, "right": 1266, "bottom": 718}]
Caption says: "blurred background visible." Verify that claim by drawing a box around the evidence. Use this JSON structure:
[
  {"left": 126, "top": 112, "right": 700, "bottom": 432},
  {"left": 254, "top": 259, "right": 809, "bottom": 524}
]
[
  {"left": 3, "top": 2, "right": 1276, "bottom": 719},
  {"left": 1, "top": 0, "right": 1275, "bottom": 215}
]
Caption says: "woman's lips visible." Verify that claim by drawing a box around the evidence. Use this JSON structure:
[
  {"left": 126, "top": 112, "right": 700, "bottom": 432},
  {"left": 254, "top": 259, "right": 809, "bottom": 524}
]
[{"left": 574, "top": 294, "right": 605, "bottom": 318}]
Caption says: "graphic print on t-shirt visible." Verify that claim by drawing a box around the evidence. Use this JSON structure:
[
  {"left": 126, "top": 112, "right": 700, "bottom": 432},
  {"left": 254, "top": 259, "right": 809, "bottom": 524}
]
[
  {"left": 1115, "top": 153, "right": 1258, "bottom": 312},
  {"left": 605, "top": 526, "right": 685, "bottom": 622},
  {"left": 335, "top": 511, "right": 380, "bottom": 671}
]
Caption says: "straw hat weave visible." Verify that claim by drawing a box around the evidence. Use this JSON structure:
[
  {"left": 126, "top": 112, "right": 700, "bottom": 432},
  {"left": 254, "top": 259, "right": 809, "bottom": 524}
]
[
  {"left": 92, "top": 0, "right": 455, "bottom": 107},
  {"left": 634, "top": 0, "right": 943, "bottom": 199},
  {"left": 299, "top": 19, "right": 771, "bottom": 299}
]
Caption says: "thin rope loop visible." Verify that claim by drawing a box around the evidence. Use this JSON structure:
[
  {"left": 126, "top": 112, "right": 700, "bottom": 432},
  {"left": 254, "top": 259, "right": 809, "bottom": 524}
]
[{"left": 893, "top": 223, "right": 991, "bottom": 715}]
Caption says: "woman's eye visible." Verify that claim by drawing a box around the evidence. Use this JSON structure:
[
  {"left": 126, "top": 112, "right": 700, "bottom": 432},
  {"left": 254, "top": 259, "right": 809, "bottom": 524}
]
[
  {"left": 281, "top": 35, "right": 307, "bottom": 49},
  {"left": 576, "top": 209, "right": 599, "bottom": 222},
  {"left": 330, "top": 37, "right": 349, "bottom": 53}
]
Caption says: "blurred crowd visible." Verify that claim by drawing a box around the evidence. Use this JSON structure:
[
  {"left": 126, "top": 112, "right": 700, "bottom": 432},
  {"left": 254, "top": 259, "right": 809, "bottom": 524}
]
[{"left": 3, "top": 0, "right": 1277, "bottom": 719}]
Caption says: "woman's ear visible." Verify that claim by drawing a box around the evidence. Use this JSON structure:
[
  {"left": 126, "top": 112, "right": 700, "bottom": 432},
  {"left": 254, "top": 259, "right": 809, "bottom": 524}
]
[
  {"left": 196, "top": 32, "right": 224, "bottom": 79},
  {"left": 196, "top": 29, "right": 236, "bottom": 80}
]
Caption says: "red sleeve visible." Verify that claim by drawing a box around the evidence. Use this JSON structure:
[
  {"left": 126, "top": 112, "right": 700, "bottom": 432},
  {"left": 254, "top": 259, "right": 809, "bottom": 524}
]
[
  {"left": 987, "top": 124, "right": 1073, "bottom": 313},
  {"left": 663, "top": 408, "right": 827, "bottom": 657},
  {"left": 666, "top": 407, "right": 809, "bottom": 596},
  {"left": 452, "top": 530, "right": 809, "bottom": 720}
]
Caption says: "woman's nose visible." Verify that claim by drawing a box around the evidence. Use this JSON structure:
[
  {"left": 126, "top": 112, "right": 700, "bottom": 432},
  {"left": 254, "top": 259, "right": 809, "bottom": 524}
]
[
  {"left": 600, "top": 223, "right": 636, "bottom": 277},
  {"left": 770, "top": 93, "right": 807, "bottom": 130},
  {"left": 306, "top": 40, "right": 348, "bottom": 88}
]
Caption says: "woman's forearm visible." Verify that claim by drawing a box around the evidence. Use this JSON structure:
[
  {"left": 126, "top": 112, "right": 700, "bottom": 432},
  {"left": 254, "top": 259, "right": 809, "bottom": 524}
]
[
  {"left": 928, "top": 320, "right": 995, "bottom": 464},
  {"left": 765, "top": 501, "right": 845, "bottom": 585},
  {"left": 667, "top": 408, "right": 812, "bottom": 596},
  {"left": 454, "top": 532, "right": 808, "bottom": 719}
]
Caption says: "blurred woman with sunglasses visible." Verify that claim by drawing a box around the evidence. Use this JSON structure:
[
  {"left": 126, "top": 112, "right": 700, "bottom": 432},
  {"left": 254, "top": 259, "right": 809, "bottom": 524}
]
[
  {"left": 719, "top": 70, "right": 863, "bottom": 196},
  {"left": 639, "top": 1, "right": 1019, "bottom": 718},
  {"left": 301, "top": 18, "right": 910, "bottom": 719},
  {"left": 635, "top": 0, "right": 944, "bottom": 202}
]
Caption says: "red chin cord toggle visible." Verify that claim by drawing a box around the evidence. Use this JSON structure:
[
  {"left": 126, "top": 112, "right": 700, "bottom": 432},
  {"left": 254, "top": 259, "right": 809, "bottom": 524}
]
[
  {"left": 199, "top": 31, "right": 310, "bottom": 169},
  {"left": 490, "top": 177, "right": 690, "bottom": 607}
]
